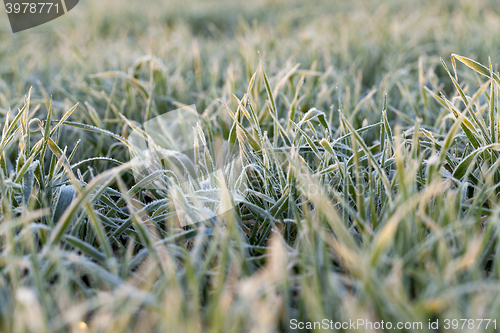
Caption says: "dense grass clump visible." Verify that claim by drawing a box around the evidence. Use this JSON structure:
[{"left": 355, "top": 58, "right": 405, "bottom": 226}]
[{"left": 2, "top": 0, "right": 500, "bottom": 332}]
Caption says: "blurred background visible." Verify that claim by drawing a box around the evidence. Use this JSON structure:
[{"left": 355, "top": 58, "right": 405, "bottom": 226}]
[{"left": 1, "top": 0, "right": 500, "bottom": 162}]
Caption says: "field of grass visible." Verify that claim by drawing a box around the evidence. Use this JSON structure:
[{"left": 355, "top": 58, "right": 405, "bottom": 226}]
[{"left": 2, "top": 0, "right": 500, "bottom": 331}]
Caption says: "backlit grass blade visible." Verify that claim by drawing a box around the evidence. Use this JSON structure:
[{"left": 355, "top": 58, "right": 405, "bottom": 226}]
[{"left": 452, "top": 54, "right": 500, "bottom": 85}]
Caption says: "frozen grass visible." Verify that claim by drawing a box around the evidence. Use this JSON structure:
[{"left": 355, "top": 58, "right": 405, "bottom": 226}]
[{"left": 2, "top": 0, "right": 500, "bottom": 332}]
